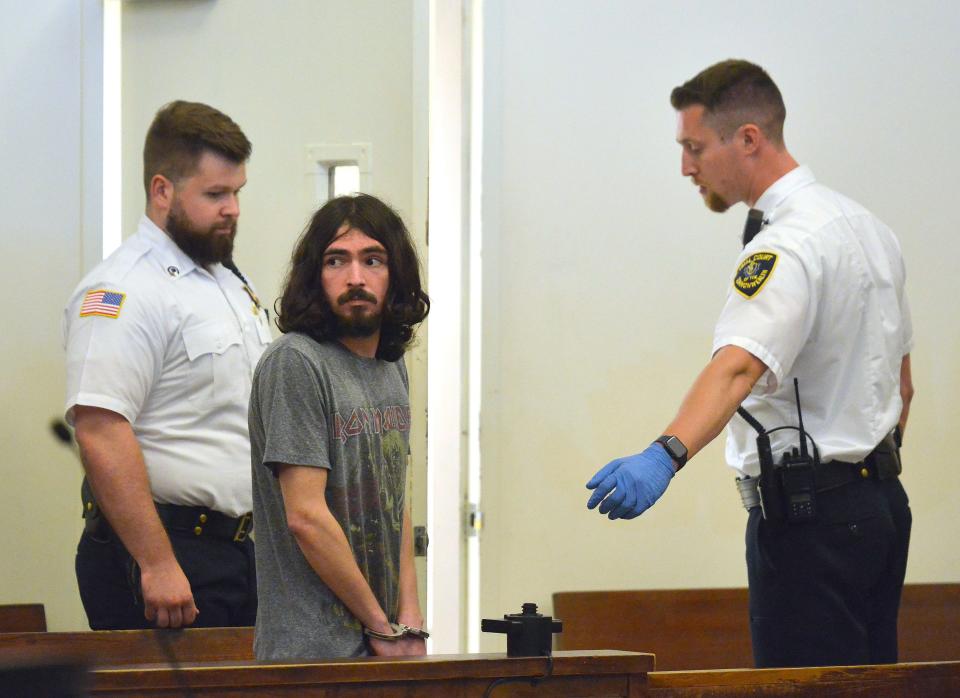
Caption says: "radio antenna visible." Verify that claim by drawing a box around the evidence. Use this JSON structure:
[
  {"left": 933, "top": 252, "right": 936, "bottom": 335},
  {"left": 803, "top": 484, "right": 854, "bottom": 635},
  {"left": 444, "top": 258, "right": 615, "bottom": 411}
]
[
  {"left": 736, "top": 406, "right": 766, "bottom": 435},
  {"left": 793, "top": 378, "right": 809, "bottom": 460}
]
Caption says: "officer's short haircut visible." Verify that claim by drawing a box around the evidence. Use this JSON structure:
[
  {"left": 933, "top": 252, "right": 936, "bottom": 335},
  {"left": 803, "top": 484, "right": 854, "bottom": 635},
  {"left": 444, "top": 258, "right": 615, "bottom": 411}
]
[
  {"left": 143, "top": 100, "right": 251, "bottom": 196},
  {"left": 670, "top": 59, "right": 787, "bottom": 146}
]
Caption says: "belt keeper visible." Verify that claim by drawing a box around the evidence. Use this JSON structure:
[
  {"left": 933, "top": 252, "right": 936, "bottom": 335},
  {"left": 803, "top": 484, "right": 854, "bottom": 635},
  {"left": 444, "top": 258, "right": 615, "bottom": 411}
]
[{"left": 233, "top": 512, "right": 253, "bottom": 542}]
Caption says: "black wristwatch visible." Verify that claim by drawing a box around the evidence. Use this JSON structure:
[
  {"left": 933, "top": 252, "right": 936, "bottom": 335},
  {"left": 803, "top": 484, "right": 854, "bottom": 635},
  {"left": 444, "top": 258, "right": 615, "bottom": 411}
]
[{"left": 655, "top": 435, "right": 688, "bottom": 470}]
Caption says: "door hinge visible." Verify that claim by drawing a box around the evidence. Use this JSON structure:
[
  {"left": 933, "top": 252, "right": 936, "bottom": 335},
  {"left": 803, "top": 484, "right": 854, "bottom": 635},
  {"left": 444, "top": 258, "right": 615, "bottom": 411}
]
[
  {"left": 413, "top": 525, "right": 429, "bottom": 557},
  {"left": 464, "top": 503, "right": 484, "bottom": 538}
]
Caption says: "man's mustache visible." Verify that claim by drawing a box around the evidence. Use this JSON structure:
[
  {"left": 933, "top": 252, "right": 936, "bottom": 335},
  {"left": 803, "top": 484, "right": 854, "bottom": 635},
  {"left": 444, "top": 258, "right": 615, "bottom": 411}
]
[{"left": 337, "top": 288, "right": 378, "bottom": 305}]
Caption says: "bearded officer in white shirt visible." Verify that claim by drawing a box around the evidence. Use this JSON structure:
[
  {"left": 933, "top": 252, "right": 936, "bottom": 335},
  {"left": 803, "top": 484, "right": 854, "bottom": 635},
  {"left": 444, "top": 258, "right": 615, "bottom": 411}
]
[
  {"left": 585, "top": 60, "right": 913, "bottom": 668},
  {"left": 64, "top": 101, "right": 271, "bottom": 629}
]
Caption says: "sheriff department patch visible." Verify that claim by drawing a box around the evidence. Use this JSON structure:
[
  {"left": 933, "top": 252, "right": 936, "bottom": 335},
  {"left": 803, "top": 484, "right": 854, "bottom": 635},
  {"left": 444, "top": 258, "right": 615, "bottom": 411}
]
[{"left": 734, "top": 252, "right": 777, "bottom": 298}]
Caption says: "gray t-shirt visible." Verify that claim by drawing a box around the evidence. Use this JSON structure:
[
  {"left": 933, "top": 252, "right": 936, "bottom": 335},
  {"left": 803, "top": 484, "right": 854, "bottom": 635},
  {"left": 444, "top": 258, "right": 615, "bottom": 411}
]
[{"left": 250, "top": 332, "right": 409, "bottom": 660}]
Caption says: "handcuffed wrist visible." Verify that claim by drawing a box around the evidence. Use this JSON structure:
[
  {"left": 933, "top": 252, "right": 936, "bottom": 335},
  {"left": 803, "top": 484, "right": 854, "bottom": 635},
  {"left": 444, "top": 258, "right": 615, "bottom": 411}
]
[{"left": 363, "top": 622, "right": 431, "bottom": 641}]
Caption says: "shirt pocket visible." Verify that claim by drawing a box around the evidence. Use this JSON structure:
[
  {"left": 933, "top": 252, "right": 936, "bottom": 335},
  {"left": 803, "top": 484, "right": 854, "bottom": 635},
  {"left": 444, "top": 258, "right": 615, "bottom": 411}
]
[{"left": 182, "top": 320, "right": 245, "bottom": 404}]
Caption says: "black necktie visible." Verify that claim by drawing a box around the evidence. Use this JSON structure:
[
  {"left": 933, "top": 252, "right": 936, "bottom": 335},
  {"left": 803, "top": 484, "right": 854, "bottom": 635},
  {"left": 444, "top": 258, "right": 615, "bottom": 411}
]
[{"left": 742, "top": 208, "right": 765, "bottom": 247}]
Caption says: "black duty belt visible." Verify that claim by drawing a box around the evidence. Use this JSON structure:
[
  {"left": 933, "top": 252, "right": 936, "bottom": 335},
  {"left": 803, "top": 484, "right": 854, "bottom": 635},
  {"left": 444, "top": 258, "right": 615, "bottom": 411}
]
[
  {"left": 85, "top": 503, "right": 252, "bottom": 543},
  {"left": 737, "top": 432, "right": 901, "bottom": 510},
  {"left": 821, "top": 431, "right": 902, "bottom": 492},
  {"left": 812, "top": 459, "right": 893, "bottom": 492},
  {"left": 155, "top": 504, "right": 253, "bottom": 542}
]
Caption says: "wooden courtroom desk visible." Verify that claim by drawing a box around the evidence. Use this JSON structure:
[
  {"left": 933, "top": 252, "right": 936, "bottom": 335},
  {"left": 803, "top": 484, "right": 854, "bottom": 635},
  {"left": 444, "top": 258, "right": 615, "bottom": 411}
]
[
  {"left": 2, "top": 629, "right": 959, "bottom": 696},
  {"left": 0, "top": 632, "right": 652, "bottom": 697},
  {"left": 647, "top": 661, "right": 960, "bottom": 697},
  {"left": 89, "top": 650, "right": 653, "bottom": 697}
]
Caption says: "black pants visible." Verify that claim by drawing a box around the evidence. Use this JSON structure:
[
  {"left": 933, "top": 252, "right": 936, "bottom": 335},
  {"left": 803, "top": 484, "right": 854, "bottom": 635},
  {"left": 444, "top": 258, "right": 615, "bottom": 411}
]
[
  {"left": 746, "top": 477, "right": 911, "bottom": 668},
  {"left": 76, "top": 527, "right": 257, "bottom": 630}
]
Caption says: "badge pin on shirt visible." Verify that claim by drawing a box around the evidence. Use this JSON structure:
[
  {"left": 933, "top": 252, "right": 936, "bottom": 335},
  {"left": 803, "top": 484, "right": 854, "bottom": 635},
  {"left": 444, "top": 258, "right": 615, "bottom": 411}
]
[{"left": 242, "top": 284, "right": 263, "bottom": 316}]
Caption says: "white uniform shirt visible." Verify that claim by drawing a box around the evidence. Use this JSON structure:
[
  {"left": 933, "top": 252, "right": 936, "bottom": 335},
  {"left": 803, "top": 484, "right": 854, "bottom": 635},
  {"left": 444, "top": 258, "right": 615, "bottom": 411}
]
[
  {"left": 63, "top": 215, "right": 272, "bottom": 516},
  {"left": 713, "top": 166, "right": 913, "bottom": 478}
]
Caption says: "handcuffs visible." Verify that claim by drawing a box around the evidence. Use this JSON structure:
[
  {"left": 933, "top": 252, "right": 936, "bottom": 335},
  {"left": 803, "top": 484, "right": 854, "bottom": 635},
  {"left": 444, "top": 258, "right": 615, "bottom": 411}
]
[{"left": 363, "top": 622, "right": 430, "bottom": 641}]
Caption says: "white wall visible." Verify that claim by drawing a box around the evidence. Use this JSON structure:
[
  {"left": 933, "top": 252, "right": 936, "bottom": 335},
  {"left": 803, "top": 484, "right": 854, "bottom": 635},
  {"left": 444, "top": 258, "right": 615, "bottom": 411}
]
[
  {"left": 478, "top": 0, "right": 960, "bottom": 650},
  {"left": 0, "top": 0, "right": 101, "bottom": 631}
]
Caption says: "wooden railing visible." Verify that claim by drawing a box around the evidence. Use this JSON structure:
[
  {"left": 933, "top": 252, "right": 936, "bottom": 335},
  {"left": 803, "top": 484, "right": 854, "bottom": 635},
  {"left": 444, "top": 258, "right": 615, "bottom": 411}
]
[
  {"left": 1, "top": 627, "right": 958, "bottom": 696},
  {"left": 647, "top": 661, "right": 960, "bottom": 697}
]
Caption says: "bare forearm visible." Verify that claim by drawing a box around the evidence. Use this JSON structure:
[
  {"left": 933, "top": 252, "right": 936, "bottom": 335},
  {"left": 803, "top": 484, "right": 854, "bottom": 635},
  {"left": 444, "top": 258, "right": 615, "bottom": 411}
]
[
  {"left": 397, "top": 503, "right": 422, "bottom": 625},
  {"left": 74, "top": 406, "right": 197, "bottom": 626},
  {"left": 663, "top": 345, "right": 768, "bottom": 462},
  {"left": 288, "top": 508, "right": 391, "bottom": 633},
  {"left": 74, "top": 407, "right": 176, "bottom": 568}
]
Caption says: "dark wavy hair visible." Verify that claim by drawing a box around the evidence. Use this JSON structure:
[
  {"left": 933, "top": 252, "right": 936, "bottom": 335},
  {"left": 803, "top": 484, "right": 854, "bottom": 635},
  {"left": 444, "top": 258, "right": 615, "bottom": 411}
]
[{"left": 276, "top": 194, "right": 430, "bottom": 362}]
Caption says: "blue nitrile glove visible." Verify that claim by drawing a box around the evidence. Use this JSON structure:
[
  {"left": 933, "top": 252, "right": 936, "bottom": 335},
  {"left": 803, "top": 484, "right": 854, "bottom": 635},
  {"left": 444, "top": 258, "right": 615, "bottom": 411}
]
[{"left": 585, "top": 443, "right": 675, "bottom": 520}]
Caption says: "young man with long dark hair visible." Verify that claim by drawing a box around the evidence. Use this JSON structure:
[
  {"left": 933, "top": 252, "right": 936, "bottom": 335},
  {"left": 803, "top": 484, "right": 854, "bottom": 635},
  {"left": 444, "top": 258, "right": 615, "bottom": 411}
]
[{"left": 249, "top": 194, "right": 430, "bottom": 660}]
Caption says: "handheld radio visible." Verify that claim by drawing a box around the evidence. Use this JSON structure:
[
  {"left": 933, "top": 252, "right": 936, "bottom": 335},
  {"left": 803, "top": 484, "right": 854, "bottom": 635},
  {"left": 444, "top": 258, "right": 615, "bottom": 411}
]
[
  {"left": 778, "top": 379, "right": 817, "bottom": 521},
  {"left": 738, "top": 378, "right": 820, "bottom": 523}
]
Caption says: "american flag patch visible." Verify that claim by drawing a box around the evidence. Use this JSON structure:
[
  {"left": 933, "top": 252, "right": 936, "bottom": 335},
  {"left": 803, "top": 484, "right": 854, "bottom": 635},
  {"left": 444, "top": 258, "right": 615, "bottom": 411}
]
[{"left": 80, "top": 289, "right": 126, "bottom": 319}]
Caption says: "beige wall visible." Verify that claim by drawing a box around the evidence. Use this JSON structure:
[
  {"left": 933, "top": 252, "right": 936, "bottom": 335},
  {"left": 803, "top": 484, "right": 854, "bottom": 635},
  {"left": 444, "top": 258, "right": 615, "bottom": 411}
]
[
  {"left": 477, "top": 0, "right": 960, "bottom": 651},
  {"left": 120, "top": 0, "right": 420, "bottom": 311},
  {"left": 4, "top": 0, "right": 957, "bottom": 646},
  {"left": 0, "top": 0, "right": 98, "bottom": 631},
  {"left": 119, "top": 0, "right": 428, "bottom": 616},
  {"left": 0, "top": 0, "right": 424, "bottom": 631}
]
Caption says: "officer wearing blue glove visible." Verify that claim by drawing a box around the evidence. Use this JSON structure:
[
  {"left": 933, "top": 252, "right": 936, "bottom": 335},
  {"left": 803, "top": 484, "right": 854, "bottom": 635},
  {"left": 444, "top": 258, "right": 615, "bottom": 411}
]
[
  {"left": 586, "top": 443, "right": 676, "bottom": 520},
  {"left": 586, "top": 60, "right": 913, "bottom": 670}
]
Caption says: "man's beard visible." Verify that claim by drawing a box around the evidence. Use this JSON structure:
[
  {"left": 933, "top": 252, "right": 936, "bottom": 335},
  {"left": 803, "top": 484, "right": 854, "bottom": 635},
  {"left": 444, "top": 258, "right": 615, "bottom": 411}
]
[
  {"left": 704, "top": 189, "right": 731, "bottom": 213},
  {"left": 333, "top": 288, "right": 383, "bottom": 338},
  {"left": 165, "top": 201, "right": 236, "bottom": 267}
]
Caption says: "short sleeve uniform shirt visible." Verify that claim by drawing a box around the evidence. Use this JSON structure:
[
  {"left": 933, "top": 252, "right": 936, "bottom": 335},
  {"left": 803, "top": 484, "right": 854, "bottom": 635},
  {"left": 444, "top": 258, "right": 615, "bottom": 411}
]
[
  {"left": 713, "top": 167, "right": 912, "bottom": 477},
  {"left": 63, "top": 215, "right": 272, "bottom": 516}
]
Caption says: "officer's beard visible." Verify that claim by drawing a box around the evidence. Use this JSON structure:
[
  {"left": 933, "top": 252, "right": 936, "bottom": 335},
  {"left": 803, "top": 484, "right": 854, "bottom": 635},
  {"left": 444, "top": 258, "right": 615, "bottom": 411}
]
[
  {"left": 705, "top": 189, "right": 731, "bottom": 213},
  {"left": 165, "top": 201, "right": 237, "bottom": 268}
]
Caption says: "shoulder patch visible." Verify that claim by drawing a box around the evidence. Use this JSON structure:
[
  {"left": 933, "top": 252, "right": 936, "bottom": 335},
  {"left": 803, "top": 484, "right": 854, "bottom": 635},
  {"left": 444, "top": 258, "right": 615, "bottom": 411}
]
[
  {"left": 80, "top": 289, "right": 126, "bottom": 319},
  {"left": 734, "top": 252, "right": 778, "bottom": 298}
]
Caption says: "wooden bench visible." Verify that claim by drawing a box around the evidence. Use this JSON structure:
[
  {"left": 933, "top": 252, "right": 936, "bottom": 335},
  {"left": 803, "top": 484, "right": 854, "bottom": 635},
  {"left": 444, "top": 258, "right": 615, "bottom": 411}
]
[
  {"left": 0, "top": 604, "right": 46, "bottom": 633},
  {"left": 0, "top": 627, "right": 254, "bottom": 665},
  {"left": 554, "top": 583, "right": 960, "bottom": 670}
]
